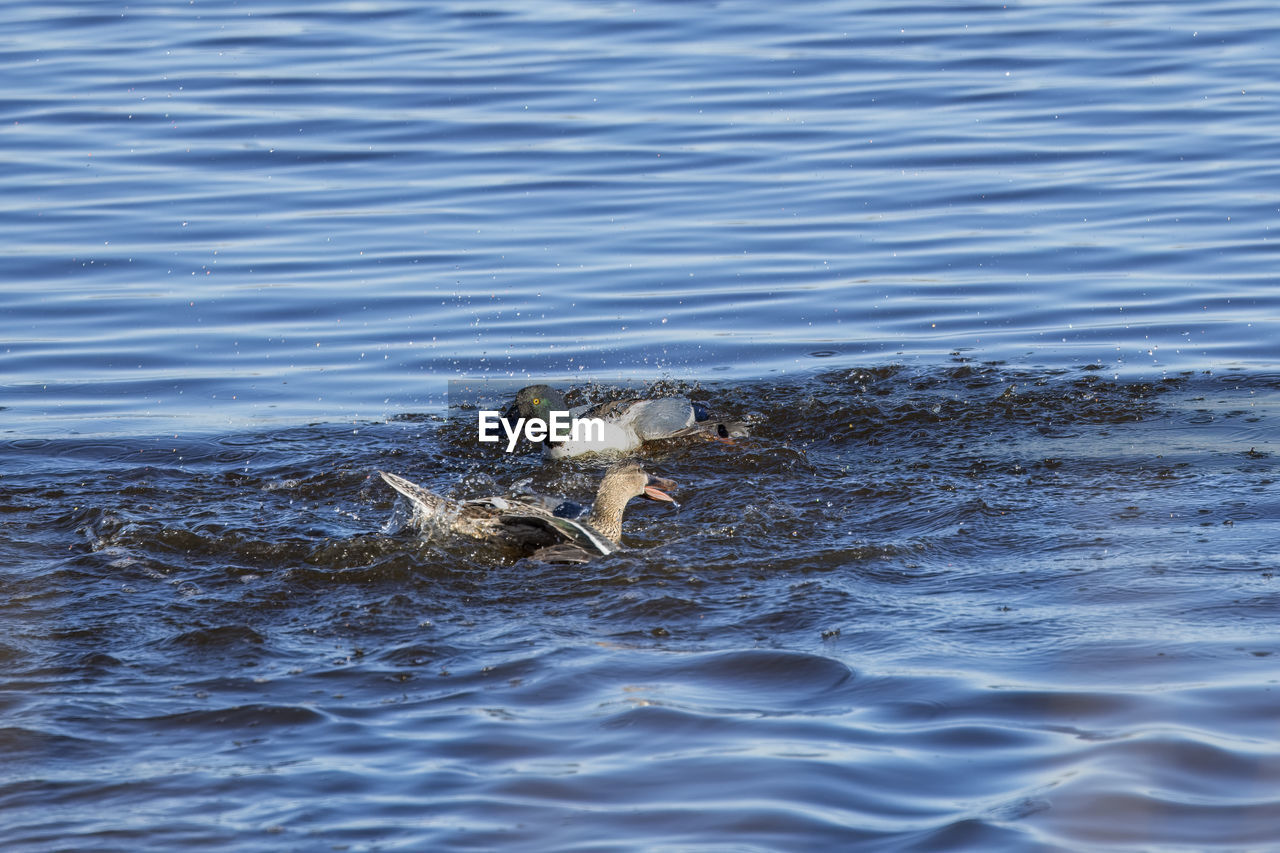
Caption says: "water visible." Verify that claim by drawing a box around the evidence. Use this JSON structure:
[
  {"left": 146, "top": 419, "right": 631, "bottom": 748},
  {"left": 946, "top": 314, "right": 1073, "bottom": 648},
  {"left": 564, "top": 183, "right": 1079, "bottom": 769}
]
[{"left": 2, "top": 0, "right": 1279, "bottom": 849}]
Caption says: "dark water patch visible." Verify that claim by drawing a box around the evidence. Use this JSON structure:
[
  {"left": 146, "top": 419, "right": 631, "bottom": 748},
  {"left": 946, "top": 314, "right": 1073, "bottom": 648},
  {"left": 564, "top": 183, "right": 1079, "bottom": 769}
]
[
  {"left": 0, "top": 727, "right": 105, "bottom": 763},
  {"left": 138, "top": 703, "right": 327, "bottom": 732},
  {"left": 633, "top": 649, "right": 855, "bottom": 714},
  {"left": 1033, "top": 785, "right": 1280, "bottom": 849},
  {"left": 164, "top": 625, "right": 266, "bottom": 652}
]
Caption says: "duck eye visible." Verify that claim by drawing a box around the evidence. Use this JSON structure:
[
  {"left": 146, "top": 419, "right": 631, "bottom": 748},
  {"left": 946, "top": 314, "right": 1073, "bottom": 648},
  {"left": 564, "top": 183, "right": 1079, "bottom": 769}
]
[{"left": 532, "top": 398, "right": 541, "bottom": 405}]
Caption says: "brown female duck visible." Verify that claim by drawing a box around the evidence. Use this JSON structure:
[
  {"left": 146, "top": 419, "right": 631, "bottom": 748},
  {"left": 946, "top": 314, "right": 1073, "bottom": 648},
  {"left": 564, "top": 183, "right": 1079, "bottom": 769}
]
[{"left": 379, "top": 461, "right": 676, "bottom": 562}]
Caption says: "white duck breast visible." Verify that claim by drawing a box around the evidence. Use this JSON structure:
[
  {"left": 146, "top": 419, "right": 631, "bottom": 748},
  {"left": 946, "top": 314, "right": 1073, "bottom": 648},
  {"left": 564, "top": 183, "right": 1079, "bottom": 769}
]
[{"left": 544, "top": 416, "right": 642, "bottom": 459}]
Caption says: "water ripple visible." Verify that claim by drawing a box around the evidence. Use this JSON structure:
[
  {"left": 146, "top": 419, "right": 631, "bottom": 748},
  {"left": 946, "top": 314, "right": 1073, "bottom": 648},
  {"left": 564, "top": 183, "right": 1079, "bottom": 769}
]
[{"left": 4, "top": 0, "right": 1280, "bottom": 848}]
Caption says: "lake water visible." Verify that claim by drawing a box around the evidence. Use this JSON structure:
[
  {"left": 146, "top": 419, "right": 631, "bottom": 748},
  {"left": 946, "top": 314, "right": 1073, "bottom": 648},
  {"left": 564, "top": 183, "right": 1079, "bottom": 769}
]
[{"left": 2, "top": 1, "right": 1278, "bottom": 850}]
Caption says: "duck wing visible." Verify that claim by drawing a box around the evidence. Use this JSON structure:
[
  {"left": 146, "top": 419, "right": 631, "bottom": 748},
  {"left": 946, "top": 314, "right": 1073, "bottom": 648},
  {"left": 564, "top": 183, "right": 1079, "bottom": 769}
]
[
  {"left": 508, "top": 485, "right": 587, "bottom": 518},
  {"left": 529, "top": 542, "right": 597, "bottom": 564},
  {"left": 380, "top": 471, "right": 457, "bottom": 518},
  {"left": 380, "top": 472, "right": 616, "bottom": 558},
  {"left": 503, "top": 506, "right": 617, "bottom": 556},
  {"left": 587, "top": 397, "right": 696, "bottom": 440},
  {"left": 659, "top": 419, "right": 751, "bottom": 441},
  {"left": 468, "top": 496, "right": 618, "bottom": 557}
]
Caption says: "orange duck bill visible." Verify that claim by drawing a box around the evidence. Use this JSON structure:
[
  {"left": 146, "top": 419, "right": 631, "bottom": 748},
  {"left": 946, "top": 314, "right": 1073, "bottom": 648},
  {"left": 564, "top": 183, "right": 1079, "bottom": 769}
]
[{"left": 643, "top": 473, "right": 677, "bottom": 502}]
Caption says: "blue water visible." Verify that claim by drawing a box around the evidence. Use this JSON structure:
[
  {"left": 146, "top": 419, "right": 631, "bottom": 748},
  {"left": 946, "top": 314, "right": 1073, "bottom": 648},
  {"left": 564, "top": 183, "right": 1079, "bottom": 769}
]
[
  {"left": 3, "top": 1, "right": 1279, "bottom": 850},
  {"left": 5, "top": 0, "right": 1277, "bottom": 436}
]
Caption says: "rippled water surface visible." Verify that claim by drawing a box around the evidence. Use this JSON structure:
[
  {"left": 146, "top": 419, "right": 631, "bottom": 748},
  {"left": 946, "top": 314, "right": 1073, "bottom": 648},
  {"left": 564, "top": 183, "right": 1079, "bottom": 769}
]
[{"left": 3, "top": 0, "right": 1279, "bottom": 850}]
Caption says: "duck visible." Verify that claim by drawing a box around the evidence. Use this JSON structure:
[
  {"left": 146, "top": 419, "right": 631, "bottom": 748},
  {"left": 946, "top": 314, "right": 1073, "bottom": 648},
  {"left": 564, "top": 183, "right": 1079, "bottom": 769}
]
[
  {"left": 502, "top": 383, "right": 747, "bottom": 459},
  {"left": 379, "top": 460, "right": 676, "bottom": 563}
]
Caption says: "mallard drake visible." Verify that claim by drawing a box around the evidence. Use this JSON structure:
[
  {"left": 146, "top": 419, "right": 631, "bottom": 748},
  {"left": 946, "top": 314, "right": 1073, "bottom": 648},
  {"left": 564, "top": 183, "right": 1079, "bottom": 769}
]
[
  {"left": 502, "top": 384, "right": 746, "bottom": 459},
  {"left": 380, "top": 461, "right": 676, "bottom": 563}
]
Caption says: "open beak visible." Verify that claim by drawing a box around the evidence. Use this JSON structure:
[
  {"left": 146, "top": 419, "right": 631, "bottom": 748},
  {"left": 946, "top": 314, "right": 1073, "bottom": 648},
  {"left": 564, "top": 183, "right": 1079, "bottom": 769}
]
[{"left": 643, "top": 473, "right": 677, "bottom": 502}]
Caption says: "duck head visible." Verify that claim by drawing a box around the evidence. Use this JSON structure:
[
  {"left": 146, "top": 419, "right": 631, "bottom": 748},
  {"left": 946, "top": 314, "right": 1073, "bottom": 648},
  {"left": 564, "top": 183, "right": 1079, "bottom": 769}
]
[
  {"left": 599, "top": 459, "right": 676, "bottom": 503},
  {"left": 588, "top": 460, "right": 677, "bottom": 542},
  {"left": 503, "top": 384, "right": 570, "bottom": 428}
]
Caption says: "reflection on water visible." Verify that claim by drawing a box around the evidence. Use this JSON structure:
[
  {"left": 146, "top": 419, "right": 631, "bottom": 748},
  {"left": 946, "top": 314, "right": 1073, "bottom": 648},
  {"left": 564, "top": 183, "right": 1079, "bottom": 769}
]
[{"left": 3, "top": 367, "right": 1278, "bottom": 849}]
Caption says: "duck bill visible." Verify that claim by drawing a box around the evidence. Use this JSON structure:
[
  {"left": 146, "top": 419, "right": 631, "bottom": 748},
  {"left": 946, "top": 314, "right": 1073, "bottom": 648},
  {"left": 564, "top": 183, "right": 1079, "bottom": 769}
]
[{"left": 643, "top": 474, "right": 677, "bottom": 502}]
